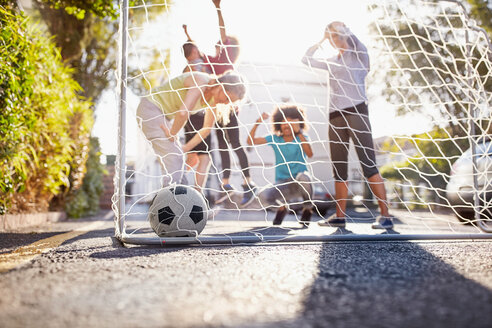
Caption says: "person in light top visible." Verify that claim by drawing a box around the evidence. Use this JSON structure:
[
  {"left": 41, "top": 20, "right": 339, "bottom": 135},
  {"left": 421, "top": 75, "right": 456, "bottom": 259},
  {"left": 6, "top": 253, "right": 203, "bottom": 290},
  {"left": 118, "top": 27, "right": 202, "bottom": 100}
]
[
  {"left": 302, "top": 21, "right": 394, "bottom": 229},
  {"left": 136, "top": 70, "right": 246, "bottom": 192}
]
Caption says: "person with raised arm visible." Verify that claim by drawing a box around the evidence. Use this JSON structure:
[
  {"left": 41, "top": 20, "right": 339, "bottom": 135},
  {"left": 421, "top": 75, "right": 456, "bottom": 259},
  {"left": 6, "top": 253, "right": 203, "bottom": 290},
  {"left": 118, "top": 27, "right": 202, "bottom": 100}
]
[
  {"left": 248, "top": 105, "right": 314, "bottom": 227},
  {"left": 302, "top": 21, "right": 394, "bottom": 229},
  {"left": 179, "top": 0, "right": 256, "bottom": 206},
  {"left": 181, "top": 24, "right": 207, "bottom": 73}
]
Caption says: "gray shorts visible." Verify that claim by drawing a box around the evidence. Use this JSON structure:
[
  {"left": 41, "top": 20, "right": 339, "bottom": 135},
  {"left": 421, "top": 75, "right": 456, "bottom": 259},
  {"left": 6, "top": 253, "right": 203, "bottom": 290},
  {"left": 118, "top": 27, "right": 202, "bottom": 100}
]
[
  {"left": 136, "top": 98, "right": 186, "bottom": 186},
  {"left": 258, "top": 172, "right": 313, "bottom": 210},
  {"left": 329, "top": 102, "right": 379, "bottom": 182}
]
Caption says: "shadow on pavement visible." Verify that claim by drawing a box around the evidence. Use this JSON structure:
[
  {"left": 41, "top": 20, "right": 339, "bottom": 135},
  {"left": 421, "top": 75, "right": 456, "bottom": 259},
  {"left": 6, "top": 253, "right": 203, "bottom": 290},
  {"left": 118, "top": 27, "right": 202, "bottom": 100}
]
[
  {"left": 330, "top": 227, "right": 355, "bottom": 235},
  {"left": 380, "top": 228, "right": 400, "bottom": 235},
  {"left": 268, "top": 241, "right": 492, "bottom": 328},
  {"left": 90, "top": 245, "right": 182, "bottom": 259},
  {"left": 85, "top": 216, "right": 492, "bottom": 328},
  {"left": 0, "top": 232, "right": 68, "bottom": 253},
  {"left": 55, "top": 228, "right": 116, "bottom": 248}
]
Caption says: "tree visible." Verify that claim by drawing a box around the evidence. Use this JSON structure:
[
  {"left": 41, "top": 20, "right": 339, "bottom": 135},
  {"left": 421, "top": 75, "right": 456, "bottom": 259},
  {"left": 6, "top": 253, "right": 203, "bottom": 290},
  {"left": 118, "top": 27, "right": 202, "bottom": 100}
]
[
  {"left": 30, "top": 0, "right": 170, "bottom": 102},
  {"left": 369, "top": 0, "right": 491, "bottom": 139},
  {"left": 467, "top": 0, "right": 492, "bottom": 38},
  {"left": 370, "top": 0, "right": 492, "bottom": 202}
]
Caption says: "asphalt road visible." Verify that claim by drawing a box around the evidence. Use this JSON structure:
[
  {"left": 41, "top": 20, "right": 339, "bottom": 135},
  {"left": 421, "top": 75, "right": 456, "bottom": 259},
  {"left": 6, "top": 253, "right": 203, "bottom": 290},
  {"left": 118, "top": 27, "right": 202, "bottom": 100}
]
[{"left": 1, "top": 208, "right": 491, "bottom": 328}]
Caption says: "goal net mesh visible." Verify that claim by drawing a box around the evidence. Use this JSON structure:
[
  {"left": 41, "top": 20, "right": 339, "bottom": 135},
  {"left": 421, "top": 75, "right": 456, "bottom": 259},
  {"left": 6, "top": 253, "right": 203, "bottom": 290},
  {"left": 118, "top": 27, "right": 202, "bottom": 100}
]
[{"left": 114, "top": 0, "right": 492, "bottom": 243}]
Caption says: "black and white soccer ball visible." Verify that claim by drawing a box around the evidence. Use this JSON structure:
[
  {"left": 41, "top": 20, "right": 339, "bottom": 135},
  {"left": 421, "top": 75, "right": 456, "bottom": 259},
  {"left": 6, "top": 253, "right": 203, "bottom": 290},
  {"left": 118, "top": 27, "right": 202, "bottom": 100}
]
[{"left": 148, "top": 185, "right": 208, "bottom": 237}]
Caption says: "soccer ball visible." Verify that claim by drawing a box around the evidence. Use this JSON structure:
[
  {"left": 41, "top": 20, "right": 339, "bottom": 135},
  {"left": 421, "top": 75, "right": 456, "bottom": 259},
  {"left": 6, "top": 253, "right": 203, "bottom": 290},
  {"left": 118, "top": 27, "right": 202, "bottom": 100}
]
[{"left": 148, "top": 185, "right": 208, "bottom": 237}]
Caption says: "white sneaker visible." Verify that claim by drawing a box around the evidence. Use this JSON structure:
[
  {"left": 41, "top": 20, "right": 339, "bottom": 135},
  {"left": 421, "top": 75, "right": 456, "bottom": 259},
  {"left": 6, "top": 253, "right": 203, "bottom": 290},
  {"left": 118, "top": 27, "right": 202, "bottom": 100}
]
[{"left": 371, "top": 216, "right": 394, "bottom": 229}]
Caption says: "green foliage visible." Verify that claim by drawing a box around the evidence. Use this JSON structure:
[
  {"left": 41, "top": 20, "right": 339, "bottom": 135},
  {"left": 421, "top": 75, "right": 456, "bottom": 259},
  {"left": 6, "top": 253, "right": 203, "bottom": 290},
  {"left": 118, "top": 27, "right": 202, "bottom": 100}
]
[
  {"left": 34, "top": 0, "right": 118, "bottom": 19},
  {"left": 0, "top": 7, "right": 93, "bottom": 214},
  {"left": 381, "top": 161, "right": 419, "bottom": 182},
  {"left": 33, "top": 0, "right": 172, "bottom": 102},
  {"left": 466, "top": 0, "right": 492, "bottom": 38},
  {"left": 33, "top": 0, "right": 165, "bottom": 20},
  {"left": 65, "top": 137, "right": 106, "bottom": 218},
  {"left": 370, "top": 1, "right": 492, "bottom": 202},
  {"left": 381, "top": 128, "right": 469, "bottom": 193},
  {"left": 369, "top": 0, "right": 491, "bottom": 137}
]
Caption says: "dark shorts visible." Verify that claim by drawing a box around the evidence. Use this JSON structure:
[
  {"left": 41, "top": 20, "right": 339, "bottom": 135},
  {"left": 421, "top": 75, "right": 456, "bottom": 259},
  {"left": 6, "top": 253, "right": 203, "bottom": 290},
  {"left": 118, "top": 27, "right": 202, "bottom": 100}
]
[
  {"left": 329, "top": 102, "right": 379, "bottom": 181},
  {"left": 184, "top": 113, "right": 212, "bottom": 154}
]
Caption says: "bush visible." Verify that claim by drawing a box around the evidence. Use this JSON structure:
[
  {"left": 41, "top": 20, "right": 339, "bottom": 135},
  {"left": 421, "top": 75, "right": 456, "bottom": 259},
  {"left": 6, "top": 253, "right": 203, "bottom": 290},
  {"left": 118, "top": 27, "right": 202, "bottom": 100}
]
[
  {"left": 0, "top": 7, "right": 93, "bottom": 214},
  {"left": 65, "top": 137, "right": 106, "bottom": 218}
]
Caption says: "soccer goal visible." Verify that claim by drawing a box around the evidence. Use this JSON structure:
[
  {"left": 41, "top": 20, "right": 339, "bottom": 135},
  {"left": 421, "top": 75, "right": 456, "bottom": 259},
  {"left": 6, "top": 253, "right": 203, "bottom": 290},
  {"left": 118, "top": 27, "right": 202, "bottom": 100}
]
[{"left": 114, "top": 0, "right": 492, "bottom": 246}]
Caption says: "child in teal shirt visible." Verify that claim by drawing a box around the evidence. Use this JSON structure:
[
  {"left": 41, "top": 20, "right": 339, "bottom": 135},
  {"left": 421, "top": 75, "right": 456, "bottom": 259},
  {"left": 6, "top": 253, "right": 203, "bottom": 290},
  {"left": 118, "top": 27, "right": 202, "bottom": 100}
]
[{"left": 247, "top": 105, "right": 314, "bottom": 226}]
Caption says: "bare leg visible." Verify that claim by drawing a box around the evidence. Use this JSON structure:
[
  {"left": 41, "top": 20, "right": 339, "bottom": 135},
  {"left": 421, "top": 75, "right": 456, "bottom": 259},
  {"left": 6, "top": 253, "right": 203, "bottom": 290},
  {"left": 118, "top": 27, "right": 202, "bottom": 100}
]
[
  {"left": 335, "top": 181, "right": 349, "bottom": 217},
  {"left": 195, "top": 154, "right": 211, "bottom": 191},
  {"left": 185, "top": 153, "right": 199, "bottom": 171},
  {"left": 367, "top": 173, "right": 390, "bottom": 217}
]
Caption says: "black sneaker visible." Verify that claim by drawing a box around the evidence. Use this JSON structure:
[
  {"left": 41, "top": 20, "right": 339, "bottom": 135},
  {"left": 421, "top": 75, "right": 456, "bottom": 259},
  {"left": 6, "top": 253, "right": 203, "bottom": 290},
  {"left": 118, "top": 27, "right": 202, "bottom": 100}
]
[
  {"left": 240, "top": 183, "right": 257, "bottom": 207},
  {"left": 273, "top": 207, "right": 287, "bottom": 225},
  {"left": 300, "top": 208, "right": 312, "bottom": 227},
  {"left": 318, "top": 216, "right": 346, "bottom": 228},
  {"left": 215, "top": 184, "right": 236, "bottom": 204}
]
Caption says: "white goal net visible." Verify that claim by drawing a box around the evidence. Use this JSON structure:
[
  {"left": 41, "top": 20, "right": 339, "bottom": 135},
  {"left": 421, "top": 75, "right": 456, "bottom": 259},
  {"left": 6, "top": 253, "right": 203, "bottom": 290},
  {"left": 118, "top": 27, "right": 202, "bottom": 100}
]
[{"left": 114, "top": 0, "right": 492, "bottom": 245}]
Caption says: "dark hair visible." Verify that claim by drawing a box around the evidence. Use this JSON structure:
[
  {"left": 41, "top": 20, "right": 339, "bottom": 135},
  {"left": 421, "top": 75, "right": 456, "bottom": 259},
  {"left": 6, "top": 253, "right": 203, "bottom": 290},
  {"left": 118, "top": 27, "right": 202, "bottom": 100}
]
[
  {"left": 214, "top": 71, "right": 247, "bottom": 99},
  {"left": 182, "top": 41, "right": 198, "bottom": 58},
  {"left": 272, "top": 105, "right": 308, "bottom": 133}
]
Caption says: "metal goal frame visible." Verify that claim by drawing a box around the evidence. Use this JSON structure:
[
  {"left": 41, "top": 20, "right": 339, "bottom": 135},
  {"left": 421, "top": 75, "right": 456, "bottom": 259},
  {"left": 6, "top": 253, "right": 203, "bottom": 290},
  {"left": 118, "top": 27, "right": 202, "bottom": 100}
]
[{"left": 114, "top": 0, "right": 492, "bottom": 246}]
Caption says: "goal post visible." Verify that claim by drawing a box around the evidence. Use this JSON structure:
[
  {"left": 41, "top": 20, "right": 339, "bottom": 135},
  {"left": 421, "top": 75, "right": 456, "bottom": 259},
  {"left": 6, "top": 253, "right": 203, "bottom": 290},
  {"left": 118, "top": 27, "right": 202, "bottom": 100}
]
[
  {"left": 115, "top": 0, "right": 129, "bottom": 237},
  {"left": 114, "top": 0, "right": 492, "bottom": 245}
]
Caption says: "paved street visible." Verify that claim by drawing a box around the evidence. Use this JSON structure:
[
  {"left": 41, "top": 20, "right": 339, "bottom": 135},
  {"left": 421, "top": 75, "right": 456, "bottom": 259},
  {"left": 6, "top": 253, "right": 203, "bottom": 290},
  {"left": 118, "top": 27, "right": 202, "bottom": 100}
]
[{"left": 1, "top": 206, "right": 491, "bottom": 328}]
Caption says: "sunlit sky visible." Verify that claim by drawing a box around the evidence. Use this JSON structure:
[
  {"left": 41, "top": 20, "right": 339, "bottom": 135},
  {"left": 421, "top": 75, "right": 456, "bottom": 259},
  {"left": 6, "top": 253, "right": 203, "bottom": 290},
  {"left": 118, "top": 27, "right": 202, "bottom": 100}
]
[
  {"left": 165, "top": 0, "right": 371, "bottom": 68},
  {"left": 93, "top": 0, "right": 431, "bottom": 156}
]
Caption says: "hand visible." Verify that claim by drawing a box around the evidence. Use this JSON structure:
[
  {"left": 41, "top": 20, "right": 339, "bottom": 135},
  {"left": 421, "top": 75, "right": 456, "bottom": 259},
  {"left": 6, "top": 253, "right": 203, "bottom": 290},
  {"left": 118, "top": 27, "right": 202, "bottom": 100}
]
[
  {"left": 256, "top": 112, "right": 270, "bottom": 123},
  {"left": 182, "top": 24, "right": 187, "bottom": 31},
  {"left": 212, "top": 0, "right": 221, "bottom": 8},
  {"left": 160, "top": 124, "right": 176, "bottom": 142}
]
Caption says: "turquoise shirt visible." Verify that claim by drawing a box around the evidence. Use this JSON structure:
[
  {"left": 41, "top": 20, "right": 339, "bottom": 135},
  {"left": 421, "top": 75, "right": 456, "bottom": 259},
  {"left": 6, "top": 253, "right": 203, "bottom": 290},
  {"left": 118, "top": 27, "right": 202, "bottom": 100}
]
[{"left": 265, "top": 134, "right": 309, "bottom": 182}]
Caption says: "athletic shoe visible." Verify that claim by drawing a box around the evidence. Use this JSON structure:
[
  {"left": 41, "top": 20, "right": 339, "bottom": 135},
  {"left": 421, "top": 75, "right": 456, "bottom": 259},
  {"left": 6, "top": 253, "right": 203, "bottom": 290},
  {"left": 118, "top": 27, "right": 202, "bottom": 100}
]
[
  {"left": 318, "top": 215, "right": 346, "bottom": 228},
  {"left": 300, "top": 208, "right": 312, "bottom": 227},
  {"left": 215, "top": 184, "right": 236, "bottom": 204},
  {"left": 273, "top": 207, "right": 288, "bottom": 225},
  {"left": 240, "top": 183, "right": 257, "bottom": 207},
  {"left": 371, "top": 216, "right": 394, "bottom": 229}
]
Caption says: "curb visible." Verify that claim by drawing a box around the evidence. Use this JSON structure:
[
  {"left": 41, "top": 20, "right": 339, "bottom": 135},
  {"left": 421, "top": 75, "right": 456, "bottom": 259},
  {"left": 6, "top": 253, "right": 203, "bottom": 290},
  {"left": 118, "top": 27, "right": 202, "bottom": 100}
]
[{"left": 0, "top": 212, "right": 67, "bottom": 232}]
